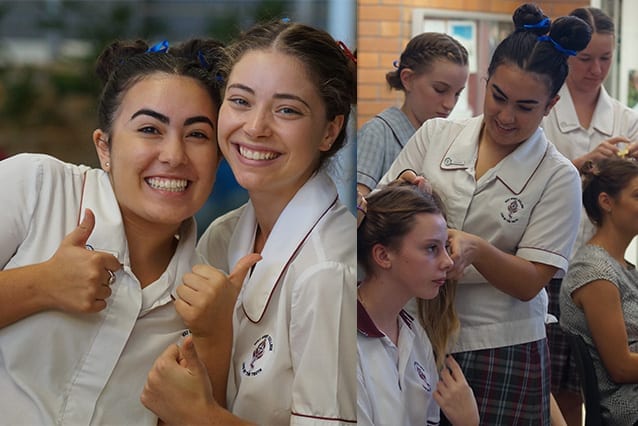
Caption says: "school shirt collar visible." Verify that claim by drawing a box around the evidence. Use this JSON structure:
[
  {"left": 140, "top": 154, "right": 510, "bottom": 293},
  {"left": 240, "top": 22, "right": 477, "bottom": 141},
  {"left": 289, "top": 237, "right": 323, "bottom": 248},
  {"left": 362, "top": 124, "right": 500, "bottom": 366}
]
[
  {"left": 553, "top": 84, "right": 614, "bottom": 136},
  {"left": 357, "top": 299, "right": 415, "bottom": 338},
  {"left": 441, "top": 115, "right": 549, "bottom": 195},
  {"left": 81, "top": 169, "right": 197, "bottom": 315},
  {"left": 229, "top": 171, "right": 339, "bottom": 323}
]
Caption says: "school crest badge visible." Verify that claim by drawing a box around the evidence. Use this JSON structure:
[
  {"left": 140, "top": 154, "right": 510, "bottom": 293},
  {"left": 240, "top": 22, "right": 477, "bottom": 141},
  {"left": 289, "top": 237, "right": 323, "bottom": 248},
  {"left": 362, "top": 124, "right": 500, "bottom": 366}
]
[{"left": 241, "top": 334, "right": 274, "bottom": 376}]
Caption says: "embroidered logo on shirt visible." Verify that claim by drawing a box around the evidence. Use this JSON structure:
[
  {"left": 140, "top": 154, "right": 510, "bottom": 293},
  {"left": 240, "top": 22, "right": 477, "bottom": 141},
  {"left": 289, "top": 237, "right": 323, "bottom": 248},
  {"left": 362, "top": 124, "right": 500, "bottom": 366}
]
[
  {"left": 413, "top": 361, "right": 432, "bottom": 391},
  {"left": 500, "top": 197, "right": 525, "bottom": 223},
  {"left": 241, "top": 334, "right": 273, "bottom": 377}
]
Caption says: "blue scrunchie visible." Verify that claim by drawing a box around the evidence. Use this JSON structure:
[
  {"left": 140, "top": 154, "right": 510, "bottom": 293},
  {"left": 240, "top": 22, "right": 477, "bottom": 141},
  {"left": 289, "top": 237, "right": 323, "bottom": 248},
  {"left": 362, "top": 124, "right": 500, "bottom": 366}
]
[{"left": 537, "top": 35, "right": 577, "bottom": 56}]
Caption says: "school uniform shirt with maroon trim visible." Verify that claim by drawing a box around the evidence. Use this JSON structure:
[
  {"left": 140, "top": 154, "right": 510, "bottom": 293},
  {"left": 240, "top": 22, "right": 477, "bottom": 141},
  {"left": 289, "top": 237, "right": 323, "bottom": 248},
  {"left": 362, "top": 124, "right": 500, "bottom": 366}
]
[
  {"left": 197, "top": 171, "right": 357, "bottom": 426},
  {"left": 0, "top": 154, "right": 194, "bottom": 425},
  {"left": 379, "top": 116, "right": 581, "bottom": 353},
  {"left": 357, "top": 300, "right": 440, "bottom": 426}
]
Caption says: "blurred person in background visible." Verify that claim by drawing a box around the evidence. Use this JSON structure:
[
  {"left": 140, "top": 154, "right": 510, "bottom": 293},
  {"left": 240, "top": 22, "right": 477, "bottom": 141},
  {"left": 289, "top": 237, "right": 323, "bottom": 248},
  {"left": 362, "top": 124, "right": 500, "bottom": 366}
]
[
  {"left": 356, "top": 32, "right": 468, "bottom": 196},
  {"left": 542, "top": 8, "right": 638, "bottom": 424}
]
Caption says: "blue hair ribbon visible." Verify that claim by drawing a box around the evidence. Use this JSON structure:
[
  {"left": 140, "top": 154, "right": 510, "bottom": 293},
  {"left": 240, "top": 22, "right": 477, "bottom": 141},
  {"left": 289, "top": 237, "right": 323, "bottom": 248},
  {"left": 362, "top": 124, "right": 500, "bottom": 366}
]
[
  {"left": 197, "top": 50, "right": 210, "bottom": 69},
  {"left": 537, "top": 35, "right": 577, "bottom": 56},
  {"left": 147, "top": 40, "right": 169, "bottom": 53},
  {"left": 393, "top": 59, "right": 399, "bottom": 69},
  {"left": 524, "top": 17, "right": 550, "bottom": 30},
  {"left": 281, "top": 17, "right": 291, "bottom": 24}
]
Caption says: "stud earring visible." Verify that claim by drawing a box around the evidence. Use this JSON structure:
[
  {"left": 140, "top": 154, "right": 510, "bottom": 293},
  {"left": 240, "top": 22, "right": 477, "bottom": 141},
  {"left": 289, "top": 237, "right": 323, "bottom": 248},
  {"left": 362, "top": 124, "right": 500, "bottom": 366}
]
[{"left": 105, "top": 161, "right": 110, "bottom": 168}]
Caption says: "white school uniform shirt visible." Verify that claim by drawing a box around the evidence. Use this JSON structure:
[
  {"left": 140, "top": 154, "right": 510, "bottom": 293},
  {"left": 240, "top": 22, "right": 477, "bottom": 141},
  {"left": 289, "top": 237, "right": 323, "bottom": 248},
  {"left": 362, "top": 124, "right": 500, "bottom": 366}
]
[
  {"left": 379, "top": 117, "right": 581, "bottom": 352},
  {"left": 357, "top": 301, "right": 440, "bottom": 426},
  {"left": 0, "top": 154, "right": 193, "bottom": 426},
  {"left": 542, "top": 84, "right": 638, "bottom": 253},
  {"left": 197, "top": 171, "right": 357, "bottom": 426}
]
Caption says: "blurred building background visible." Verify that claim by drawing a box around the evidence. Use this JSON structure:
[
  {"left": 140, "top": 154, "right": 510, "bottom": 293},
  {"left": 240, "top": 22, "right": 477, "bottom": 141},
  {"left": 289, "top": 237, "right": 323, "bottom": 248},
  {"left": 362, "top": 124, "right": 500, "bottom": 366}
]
[{"left": 0, "top": 0, "right": 356, "bottom": 236}]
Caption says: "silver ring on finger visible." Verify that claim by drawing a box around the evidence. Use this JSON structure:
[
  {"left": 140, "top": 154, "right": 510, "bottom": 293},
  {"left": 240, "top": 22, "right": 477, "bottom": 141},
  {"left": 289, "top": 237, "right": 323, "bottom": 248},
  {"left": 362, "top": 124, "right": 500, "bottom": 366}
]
[{"left": 107, "top": 269, "right": 116, "bottom": 286}]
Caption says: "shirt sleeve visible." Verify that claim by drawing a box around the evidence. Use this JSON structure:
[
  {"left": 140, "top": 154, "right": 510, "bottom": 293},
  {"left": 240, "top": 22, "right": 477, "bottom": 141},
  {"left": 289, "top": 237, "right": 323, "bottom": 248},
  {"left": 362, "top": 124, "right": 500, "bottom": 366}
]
[
  {"left": 356, "top": 118, "right": 392, "bottom": 191},
  {"left": 0, "top": 154, "right": 42, "bottom": 268},
  {"left": 516, "top": 159, "right": 581, "bottom": 273},
  {"left": 289, "top": 261, "right": 357, "bottom": 425}
]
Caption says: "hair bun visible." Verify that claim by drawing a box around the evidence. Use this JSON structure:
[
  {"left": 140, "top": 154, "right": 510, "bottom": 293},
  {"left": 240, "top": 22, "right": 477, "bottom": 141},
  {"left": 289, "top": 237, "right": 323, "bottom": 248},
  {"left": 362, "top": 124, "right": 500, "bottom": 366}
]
[
  {"left": 95, "top": 39, "right": 149, "bottom": 84},
  {"left": 549, "top": 15, "right": 592, "bottom": 53},
  {"left": 513, "top": 3, "right": 550, "bottom": 36}
]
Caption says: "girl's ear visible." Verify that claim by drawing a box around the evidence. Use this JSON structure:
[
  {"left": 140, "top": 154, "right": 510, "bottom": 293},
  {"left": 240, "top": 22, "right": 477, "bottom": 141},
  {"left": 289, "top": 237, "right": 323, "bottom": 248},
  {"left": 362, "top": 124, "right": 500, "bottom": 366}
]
[
  {"left": 93, "top": 129, "right": 111, "bottom": 171},
  {"left": 400, "top": 68, "right": 415, "bottom": 92},
  {"left": 319, "top": 114, "right": 345, "bottom": 152},
  {"left": 598, "top": 191, "right": 613, "bottom": 214},
  {"left": 544, "top": 95, "right": 560, "bottom": 116},
  {"left": 371, "top": 243, "right": 392, "bottom": 269}
]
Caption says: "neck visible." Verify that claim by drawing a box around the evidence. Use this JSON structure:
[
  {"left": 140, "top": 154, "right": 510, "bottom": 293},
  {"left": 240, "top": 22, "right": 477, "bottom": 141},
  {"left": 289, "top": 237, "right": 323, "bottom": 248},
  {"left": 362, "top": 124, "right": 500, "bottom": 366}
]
[
  {"left": 358, "top": 274, "right": 411, "bottom": 344},
  {"left": 589, "top": 223, "right": 633, "bottom": 266},
  {"left": 123, "top": 219, "right": 181, "bottom": 287},
  {"left": 249, "top": 194, "right": 284, "bottom": 254},
  {"left": 476, "top": 124, "right": 517, "bottom": 180},
  {"left": 567, "top": 82, "right": 600, "bottom": 128},
  {"left": 567, "top": 80, "right": 601, "bottom": 106},
  {"left": 400, "top": 102, "right": 422, "bottom": 130}
]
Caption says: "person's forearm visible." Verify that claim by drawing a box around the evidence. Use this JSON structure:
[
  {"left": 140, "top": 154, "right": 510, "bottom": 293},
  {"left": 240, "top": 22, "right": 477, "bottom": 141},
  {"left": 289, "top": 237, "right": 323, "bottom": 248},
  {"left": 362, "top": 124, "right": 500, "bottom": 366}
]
[
  {"left": 472, "top": 239, "right": 553, "bottom": 301},
  {"left": 0, "top": 263, "right": 52, "bottom": 328},
  {"left": 192, "top": 334, "right": 232, "bottom": 408}
]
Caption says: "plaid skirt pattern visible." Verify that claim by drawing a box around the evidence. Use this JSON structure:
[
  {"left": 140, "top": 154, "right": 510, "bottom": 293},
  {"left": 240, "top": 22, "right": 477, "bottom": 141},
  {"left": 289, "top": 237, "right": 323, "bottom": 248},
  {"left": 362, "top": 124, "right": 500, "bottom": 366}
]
[
  {"left": 545, "top": 278, "right": 580, "bottom": 393},
  {"left": 449, "top": 339, "right": 551, "bottom": 426}
]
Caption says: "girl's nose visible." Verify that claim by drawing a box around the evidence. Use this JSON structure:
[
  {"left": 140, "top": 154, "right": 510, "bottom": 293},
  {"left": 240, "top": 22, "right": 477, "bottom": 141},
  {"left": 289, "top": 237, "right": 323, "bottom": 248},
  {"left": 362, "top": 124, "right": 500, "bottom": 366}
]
[
  {"left": 158, "top": 134, "right": 187, "bottom": 167},
  {"left": 245, "top": 107, "right": 272, "bottom": 138}
]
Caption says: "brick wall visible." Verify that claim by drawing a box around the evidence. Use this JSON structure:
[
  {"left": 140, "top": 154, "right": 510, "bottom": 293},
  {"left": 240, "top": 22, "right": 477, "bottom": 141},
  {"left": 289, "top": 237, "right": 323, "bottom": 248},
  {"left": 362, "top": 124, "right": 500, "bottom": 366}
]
[{"left": 357, "top": 0, "right": 589, "bottom": 128}]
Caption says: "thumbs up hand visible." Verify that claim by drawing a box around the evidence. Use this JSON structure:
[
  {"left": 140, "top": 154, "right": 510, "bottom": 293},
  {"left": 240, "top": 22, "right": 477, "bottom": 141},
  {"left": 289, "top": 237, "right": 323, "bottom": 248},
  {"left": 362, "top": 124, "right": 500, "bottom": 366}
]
[
  {"left": 141, "top": 335, "right": 216, "bottom": 424},
  {"left": 175, "top": 253, "right": 261, "bottom": 338},
  {"left": 42, "top": 208, "right": 122, "bottom": 313}
]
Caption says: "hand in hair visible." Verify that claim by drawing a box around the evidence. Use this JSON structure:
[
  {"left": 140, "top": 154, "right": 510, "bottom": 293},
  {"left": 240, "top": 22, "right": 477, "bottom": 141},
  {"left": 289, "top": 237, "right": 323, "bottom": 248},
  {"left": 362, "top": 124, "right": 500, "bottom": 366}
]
[
  {"left": 445, "top": 229, "right": 482, "bottom": 281},
  {"left": 396, "top": 169, "right": 433, "bottom": 194},
  {"left": 575, "top": 136, "right": 635, "bottom": 169}
]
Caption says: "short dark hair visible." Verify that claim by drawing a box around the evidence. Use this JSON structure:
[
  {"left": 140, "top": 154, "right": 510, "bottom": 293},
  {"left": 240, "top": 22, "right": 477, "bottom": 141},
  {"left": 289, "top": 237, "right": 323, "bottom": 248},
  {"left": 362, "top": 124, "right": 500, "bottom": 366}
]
[{"left": 95, "top": 38, "right": 226, "bottom": 136}]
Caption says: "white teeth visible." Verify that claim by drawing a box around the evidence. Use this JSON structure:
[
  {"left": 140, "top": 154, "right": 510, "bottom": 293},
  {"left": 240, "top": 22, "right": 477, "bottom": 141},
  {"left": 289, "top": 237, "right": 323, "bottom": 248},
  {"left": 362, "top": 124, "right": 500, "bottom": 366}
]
[
  {"left": 239, "top": 145, "right": 279, "bottom": 160},
  {"left": 146, "top": 177, "right": 188, "bottom": 192}
]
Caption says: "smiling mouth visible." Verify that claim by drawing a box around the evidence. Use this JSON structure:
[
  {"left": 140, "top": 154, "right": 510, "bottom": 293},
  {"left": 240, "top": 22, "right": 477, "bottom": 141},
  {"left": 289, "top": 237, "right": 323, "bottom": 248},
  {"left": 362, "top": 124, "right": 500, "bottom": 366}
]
[
  {"left": 239, "top": 145, "right": 280, "bottom": 161},
  {"left": 146, "top": 177, "right": 188, "bottom": 192},
  {"left": 495, "top": 120, "right": 515, "bottom": 132}
]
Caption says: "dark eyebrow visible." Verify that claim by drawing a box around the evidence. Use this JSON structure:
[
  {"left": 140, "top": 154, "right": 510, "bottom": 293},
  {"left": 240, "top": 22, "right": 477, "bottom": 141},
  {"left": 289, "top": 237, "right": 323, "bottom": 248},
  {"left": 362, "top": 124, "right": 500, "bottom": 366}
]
[
  {"left": 131, "top": 109, "right": 214, "bottom": 128},
  {"left": 184, "top": 116, "right": 215, "bottom": 128},
  {"left": 492, "top": 83, "right": 539, "bottom": 105},
  {"left": 227, "top": 83, "right": 310, "bottom": 109},
  {"left": 131, "top": 108, "right": 169, "bottom": 123}
]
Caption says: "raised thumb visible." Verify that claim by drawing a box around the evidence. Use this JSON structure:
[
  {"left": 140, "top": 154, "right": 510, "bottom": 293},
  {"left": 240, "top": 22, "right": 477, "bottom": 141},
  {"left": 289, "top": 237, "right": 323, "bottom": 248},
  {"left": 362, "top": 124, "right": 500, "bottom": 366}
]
[
  {"left": 66, "top": 208, "right": 96, "bottom": 247},
  {"left": 179, "top": 335, "right": 201, "bottom": 371},
  {"left": 228, "top": 253, "right": 262, "bottom": 292}
]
